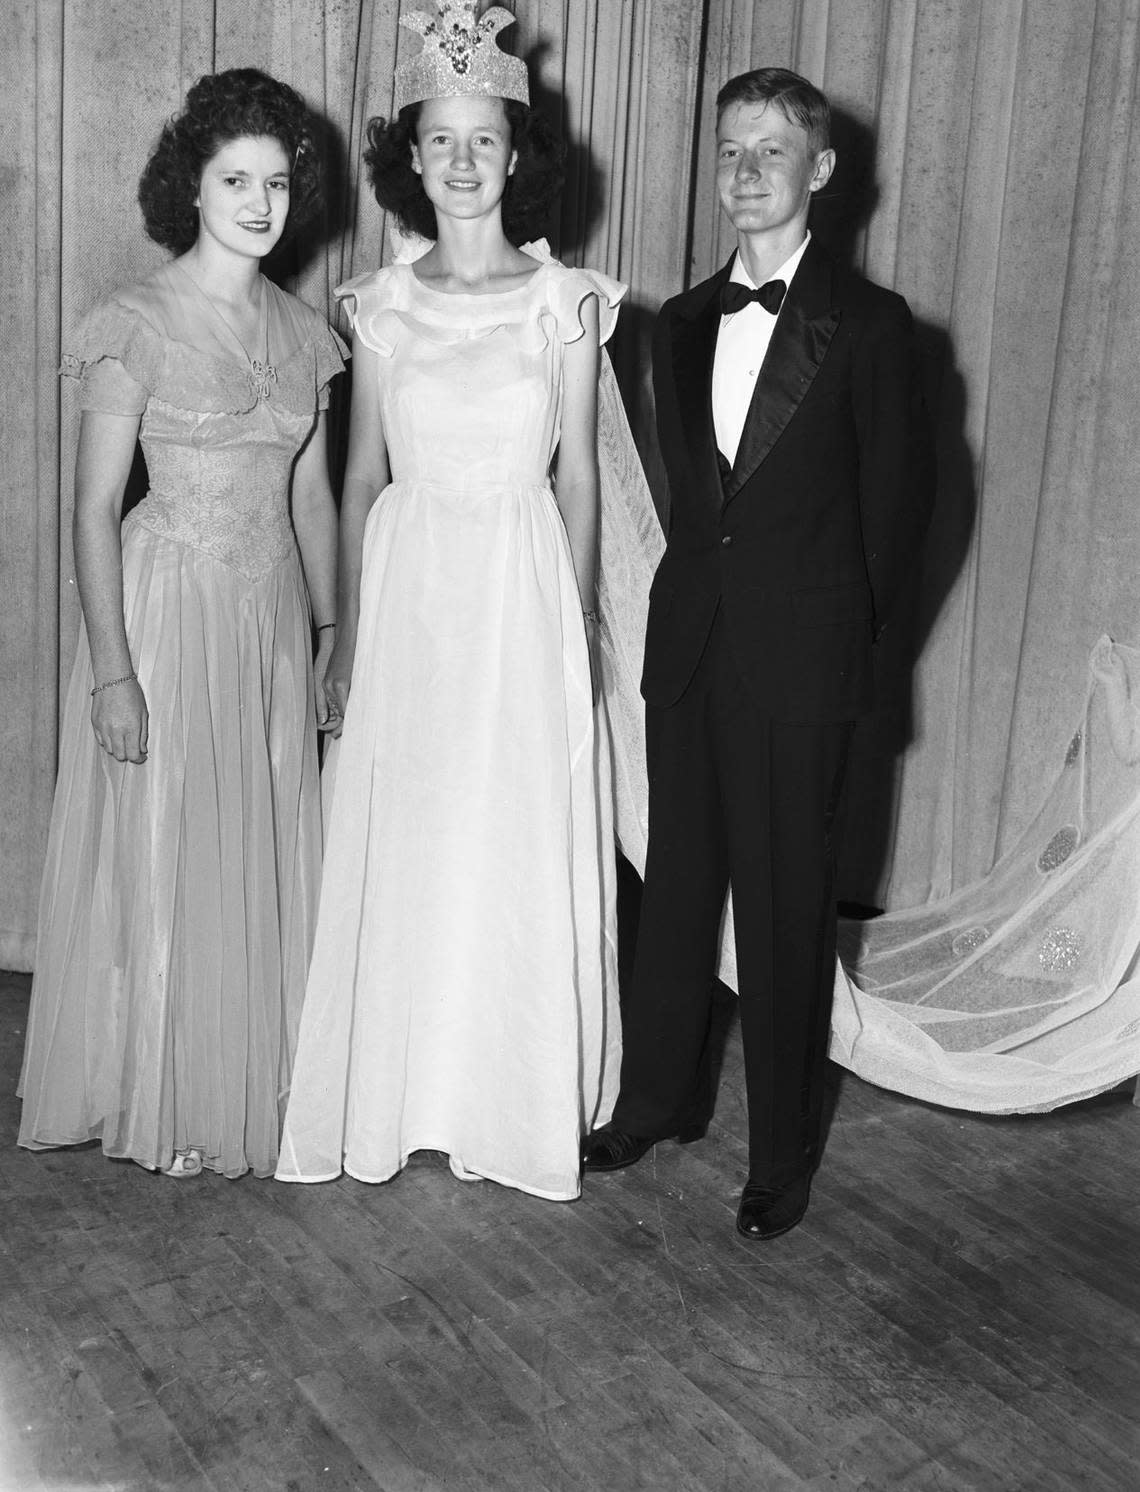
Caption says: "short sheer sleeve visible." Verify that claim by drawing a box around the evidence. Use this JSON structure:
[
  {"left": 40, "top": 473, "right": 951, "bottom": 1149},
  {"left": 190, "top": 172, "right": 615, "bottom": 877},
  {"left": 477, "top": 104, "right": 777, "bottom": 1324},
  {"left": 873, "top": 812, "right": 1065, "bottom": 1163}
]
[
  {"left": 60, "top": 300, "right": 161, "bottom": 415},
  {"left": 546, "top": 265, "right": 626, "bottom": 348},
  {"left": 73, "top": 356, "right": 149, "bottom": 417},
  {"left": 314, "top": 323, "right": 349, "bottom": 412}
]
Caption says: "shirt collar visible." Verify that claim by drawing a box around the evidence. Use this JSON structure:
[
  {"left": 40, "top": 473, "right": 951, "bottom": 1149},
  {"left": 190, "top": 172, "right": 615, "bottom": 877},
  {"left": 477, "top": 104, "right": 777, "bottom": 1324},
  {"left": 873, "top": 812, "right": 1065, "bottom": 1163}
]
[{"left": 730, "top": 230, "right": 812, "bottom": 292}]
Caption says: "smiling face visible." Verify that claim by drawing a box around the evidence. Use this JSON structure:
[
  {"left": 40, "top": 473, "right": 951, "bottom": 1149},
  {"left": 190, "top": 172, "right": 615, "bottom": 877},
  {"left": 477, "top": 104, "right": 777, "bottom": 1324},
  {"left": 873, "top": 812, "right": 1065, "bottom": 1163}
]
[
  {"left": 194, "top": 134, "right": 291, "bottom": 260},
  {"left": 715, "top": 100, "right": 833, "bottom": 247},
  {"left": 410, "top": 94, "right": 517, "bottom": 225}
]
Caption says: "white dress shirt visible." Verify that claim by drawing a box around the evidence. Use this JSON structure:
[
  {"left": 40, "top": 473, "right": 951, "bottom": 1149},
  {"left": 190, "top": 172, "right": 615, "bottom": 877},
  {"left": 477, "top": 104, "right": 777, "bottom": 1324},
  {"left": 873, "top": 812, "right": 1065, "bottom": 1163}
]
[{"left": 712, "top": 232, "right": 812, "bottom": 468}]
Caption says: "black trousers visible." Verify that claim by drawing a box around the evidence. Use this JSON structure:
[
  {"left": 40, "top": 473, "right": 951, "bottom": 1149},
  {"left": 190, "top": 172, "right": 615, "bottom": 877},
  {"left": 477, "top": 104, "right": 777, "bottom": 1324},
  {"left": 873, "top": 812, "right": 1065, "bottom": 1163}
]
[{"left": 613, "top": 613, "right": 853, "bottom": 1188}]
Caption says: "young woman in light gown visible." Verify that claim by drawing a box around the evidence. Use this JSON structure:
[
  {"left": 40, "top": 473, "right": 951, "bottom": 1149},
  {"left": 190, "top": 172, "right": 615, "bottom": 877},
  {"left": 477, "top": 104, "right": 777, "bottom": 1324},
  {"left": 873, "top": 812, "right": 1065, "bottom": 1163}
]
[
  {"left": 18, "top": 70, "right": 345, "bottom": 1179},
  {"left": 276, "top": 3, "right": 622, "bottom": 1200}
]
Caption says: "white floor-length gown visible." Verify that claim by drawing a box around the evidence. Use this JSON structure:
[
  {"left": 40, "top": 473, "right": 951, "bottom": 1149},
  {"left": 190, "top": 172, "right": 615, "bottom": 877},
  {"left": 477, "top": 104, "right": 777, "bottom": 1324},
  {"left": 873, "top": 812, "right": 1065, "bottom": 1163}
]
[{"left": 276, "top": 247, "right": 623, "bottom": 1200}]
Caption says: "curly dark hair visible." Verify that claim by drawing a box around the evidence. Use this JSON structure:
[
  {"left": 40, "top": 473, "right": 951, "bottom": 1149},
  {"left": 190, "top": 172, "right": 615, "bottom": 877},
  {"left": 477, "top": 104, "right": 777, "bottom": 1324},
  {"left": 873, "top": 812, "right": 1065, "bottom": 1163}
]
[
  {"left": 364, "top": 98, "right": 565, "bottom": 246},
  {"left": 138, "top": 68, "right": 323, "bottom": 255}
]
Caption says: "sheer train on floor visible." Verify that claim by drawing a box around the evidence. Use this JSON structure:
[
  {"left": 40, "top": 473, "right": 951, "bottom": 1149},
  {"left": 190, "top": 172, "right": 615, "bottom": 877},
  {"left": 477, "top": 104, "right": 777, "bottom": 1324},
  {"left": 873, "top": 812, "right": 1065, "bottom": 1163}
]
[
  {"left": 598, "top": 366, "right": 1140, "bottom": 1114},
  {"left": 830, "top": 638, "right": 1140, "bottom": 1112}
]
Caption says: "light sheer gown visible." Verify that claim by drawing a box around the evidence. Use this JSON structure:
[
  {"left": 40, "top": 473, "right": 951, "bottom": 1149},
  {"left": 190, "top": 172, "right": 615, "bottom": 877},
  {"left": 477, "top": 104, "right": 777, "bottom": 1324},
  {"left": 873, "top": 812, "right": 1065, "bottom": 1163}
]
[
  {"left": 18, "top": 263, "right": 345, "bottom": 1178},
  {"left": 276, "top": 251, "right": 623, "bottom": 1200}
]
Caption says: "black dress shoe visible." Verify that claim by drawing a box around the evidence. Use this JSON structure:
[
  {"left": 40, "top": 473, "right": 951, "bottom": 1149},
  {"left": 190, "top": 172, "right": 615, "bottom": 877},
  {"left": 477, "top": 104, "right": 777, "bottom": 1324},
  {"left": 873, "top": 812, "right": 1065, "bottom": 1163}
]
[
  {"left": 735, "top": 1174, "right": 812, "bottom": 1240},
  {"left": 580, "top": 1125, "right": 657, "bottom": 1172},
  {"left": 580, "top": 1119, "right": 707, "bottom": 1172}
]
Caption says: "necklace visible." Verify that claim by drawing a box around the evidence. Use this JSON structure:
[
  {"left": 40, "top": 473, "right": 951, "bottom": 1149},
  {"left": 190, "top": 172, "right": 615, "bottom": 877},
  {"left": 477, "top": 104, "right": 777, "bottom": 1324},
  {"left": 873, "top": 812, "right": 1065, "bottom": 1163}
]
[{"left": 174, "top": 262, "right": 278, "bottom": 401}]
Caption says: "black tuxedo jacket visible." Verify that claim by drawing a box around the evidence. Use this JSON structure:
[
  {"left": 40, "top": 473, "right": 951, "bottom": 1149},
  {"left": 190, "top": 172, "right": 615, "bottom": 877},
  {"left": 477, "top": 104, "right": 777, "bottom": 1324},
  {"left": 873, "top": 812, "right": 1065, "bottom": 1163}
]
[{"left": 643, "top": 239, "right": 935, "bottom": 722}]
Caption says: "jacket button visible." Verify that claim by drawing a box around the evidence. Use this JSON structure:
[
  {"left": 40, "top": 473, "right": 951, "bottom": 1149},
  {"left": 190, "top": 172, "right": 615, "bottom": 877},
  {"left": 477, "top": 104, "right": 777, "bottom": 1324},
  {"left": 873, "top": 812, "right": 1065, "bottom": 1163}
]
[{"left": 721, "top": 534, "right": 733, "bottom": 546}]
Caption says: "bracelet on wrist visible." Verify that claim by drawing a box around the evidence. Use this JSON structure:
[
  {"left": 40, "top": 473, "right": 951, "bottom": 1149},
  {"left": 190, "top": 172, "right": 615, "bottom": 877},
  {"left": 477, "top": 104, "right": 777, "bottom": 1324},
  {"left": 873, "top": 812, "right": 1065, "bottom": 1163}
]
[
  {"left": 91, "top": 672, "right": 137, "bottom": 696},
  {"left": 315, "top": 622, "right": 337, "bottom": 633}
]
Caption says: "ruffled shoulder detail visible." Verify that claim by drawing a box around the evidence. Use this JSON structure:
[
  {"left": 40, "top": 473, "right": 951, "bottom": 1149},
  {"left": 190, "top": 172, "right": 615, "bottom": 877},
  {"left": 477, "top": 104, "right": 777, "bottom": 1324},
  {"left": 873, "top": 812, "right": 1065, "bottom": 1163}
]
[
  {"left": 546, "top": 264, "right": 626, "bottom": 347},
  {"left": 60, "top": 298, "right": 172, "bottom": 398},
  {"left": 520, "top": 242, "right": 625, "bottom": 347},
  {"left": 334, "top": 267, "right": 409, "bottom": 359}
]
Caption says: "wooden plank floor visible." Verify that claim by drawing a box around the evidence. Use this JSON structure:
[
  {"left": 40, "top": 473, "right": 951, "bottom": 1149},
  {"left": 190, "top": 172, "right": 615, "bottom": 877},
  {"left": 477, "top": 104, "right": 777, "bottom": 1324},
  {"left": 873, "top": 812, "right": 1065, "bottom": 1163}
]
[{"left": 1, "top": 965, "right": 1137, "bottom": 1492}]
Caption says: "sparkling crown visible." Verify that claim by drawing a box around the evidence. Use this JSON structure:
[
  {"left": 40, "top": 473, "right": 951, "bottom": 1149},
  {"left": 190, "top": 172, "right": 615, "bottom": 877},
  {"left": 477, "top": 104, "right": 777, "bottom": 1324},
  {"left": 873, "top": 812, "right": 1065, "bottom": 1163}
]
[{"left": 394, "top": 2, "right": 529, "bottom": 112}]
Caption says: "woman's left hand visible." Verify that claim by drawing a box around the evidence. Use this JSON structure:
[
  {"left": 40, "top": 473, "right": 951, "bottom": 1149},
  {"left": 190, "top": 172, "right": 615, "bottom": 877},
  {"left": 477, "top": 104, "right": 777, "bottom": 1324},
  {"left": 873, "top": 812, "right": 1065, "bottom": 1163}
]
[
  {"left": 314, "top": 627, "right": 338, "bottom": 730},
  {"left": 585, "top": 613, "right": 601, "bottom": 706}
]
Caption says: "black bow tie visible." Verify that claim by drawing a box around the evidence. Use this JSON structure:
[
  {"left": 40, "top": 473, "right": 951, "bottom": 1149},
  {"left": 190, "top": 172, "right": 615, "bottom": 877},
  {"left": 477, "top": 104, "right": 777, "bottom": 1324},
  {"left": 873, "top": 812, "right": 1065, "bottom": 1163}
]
[{"left": 720, "top": 279, "right": 786, "bottom": 316}]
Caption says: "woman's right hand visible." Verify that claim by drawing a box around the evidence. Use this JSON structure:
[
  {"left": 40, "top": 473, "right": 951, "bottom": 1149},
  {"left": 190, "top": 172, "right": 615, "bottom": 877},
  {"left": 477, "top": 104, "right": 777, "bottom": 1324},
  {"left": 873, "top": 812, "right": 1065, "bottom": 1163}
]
[
  {"left": 322, "top": 632, "right": 356, "bottom": 739},
  {"left": 1091, "top": 635, "right": 1126, "bottom": 690},
  {"left": 91, "top": 677, "right": 149, "bottom": 764}
]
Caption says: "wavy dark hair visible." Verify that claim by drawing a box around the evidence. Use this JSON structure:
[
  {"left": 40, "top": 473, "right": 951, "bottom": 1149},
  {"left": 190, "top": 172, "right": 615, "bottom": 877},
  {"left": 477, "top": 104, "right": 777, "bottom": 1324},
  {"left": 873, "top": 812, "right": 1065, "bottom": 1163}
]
[
  {"left": 364, "top": 98, "right": 564, "bottom": 246},
  {"left": 138, "top": 68, "right": 323, "bottom": 255}
]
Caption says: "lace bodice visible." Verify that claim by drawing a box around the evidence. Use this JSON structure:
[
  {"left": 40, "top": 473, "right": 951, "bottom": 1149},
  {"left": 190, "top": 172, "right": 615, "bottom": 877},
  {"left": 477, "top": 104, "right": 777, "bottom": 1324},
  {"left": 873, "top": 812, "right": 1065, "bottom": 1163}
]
[
  {"left": 335, "top": 250, "right": 624, "bottom": 494},
  {"left": 62, "top": 266, "right": 346, "bottom": 580}
]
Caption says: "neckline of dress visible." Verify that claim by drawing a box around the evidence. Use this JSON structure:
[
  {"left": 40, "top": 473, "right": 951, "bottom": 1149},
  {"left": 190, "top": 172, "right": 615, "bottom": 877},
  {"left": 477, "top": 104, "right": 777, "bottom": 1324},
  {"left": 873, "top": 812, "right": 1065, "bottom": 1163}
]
[
  {"left": 405, "top": 261, "right": 550, "bottom": 300},
  {"left": 171, "top": 262, "right": 278, "bottom": 398},
  {"left": 112, "top": 286, "right": 319, "bottom": 387}
]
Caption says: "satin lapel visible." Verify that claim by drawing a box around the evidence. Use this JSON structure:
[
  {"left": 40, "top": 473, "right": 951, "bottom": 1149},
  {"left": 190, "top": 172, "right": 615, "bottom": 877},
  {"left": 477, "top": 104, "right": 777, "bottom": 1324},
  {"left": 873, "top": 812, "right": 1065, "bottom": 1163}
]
[
  {"left": 669, "top": 264, "right": 732, "bottom": 499},
  {"left": 725, "top": 244, "right": 840, "bottom": 502}
]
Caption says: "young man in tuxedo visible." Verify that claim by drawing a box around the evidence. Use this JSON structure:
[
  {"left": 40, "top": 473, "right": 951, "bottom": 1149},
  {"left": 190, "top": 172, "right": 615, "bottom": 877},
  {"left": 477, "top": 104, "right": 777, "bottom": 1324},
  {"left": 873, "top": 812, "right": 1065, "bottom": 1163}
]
[{"left": 582, "top": 68, "right": 934, "bottom": 1239}]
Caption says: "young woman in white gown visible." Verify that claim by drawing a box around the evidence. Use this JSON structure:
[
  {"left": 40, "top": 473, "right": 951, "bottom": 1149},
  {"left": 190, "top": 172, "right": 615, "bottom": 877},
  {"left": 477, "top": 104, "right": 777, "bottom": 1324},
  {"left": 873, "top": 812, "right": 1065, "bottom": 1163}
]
[{"left": 276, "top": 2, "right": 622, "bottom": 1200}]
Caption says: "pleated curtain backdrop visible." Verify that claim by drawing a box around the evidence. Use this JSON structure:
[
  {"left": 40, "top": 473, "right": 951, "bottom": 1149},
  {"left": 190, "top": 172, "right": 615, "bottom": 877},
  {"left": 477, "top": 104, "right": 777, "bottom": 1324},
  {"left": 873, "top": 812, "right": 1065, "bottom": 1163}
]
[{"left": 3, "top": 0, "right": 1139, "bottom": 970}]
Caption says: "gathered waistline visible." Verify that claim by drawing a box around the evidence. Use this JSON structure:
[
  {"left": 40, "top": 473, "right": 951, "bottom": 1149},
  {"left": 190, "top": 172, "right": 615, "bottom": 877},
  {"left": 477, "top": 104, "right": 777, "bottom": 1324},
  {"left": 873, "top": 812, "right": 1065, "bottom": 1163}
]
[{"left": 383, "top": 476, "right": 553, "bottom": 496}]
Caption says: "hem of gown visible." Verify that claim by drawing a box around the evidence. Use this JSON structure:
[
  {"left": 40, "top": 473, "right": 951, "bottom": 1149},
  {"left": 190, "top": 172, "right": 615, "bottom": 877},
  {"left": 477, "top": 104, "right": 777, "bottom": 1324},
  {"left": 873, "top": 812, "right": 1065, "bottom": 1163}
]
[
  {"left": 17, "top": 1129, "right": 267, "bottom": 1181},
  {"left": 276, "top": 1148, "right": 582, "bottom": 1202}
]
